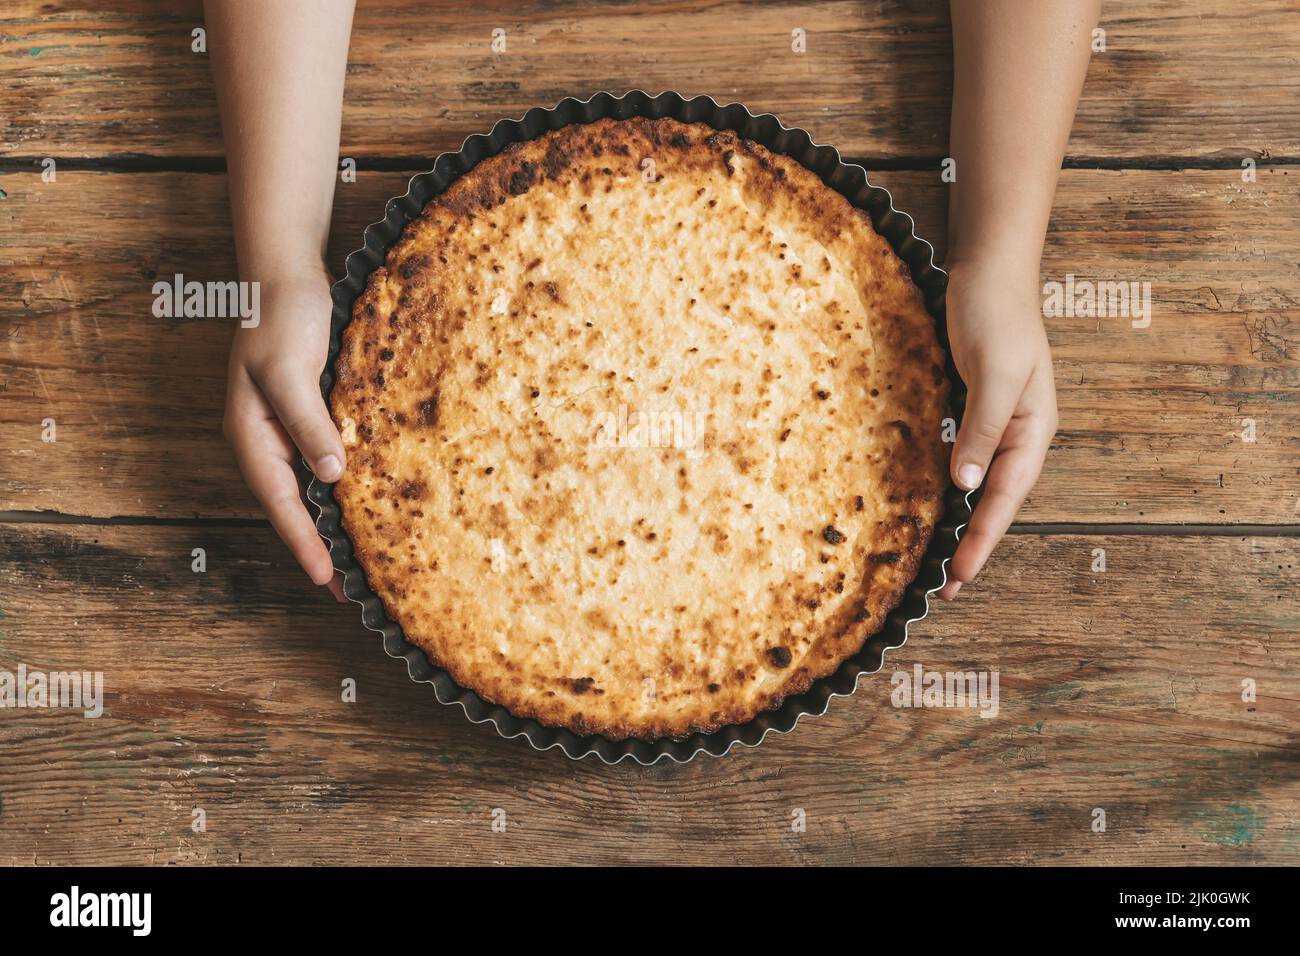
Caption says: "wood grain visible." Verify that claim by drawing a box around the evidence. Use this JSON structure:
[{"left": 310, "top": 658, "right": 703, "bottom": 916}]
[
  {"left": 1, "top": 0, "right": 1297, "bottom": 871},
  {"left": 1, "top": 0, "right": 1296, "bottom": 163},
  {"left": 0, "top": 524, "right": 1295, "bottom": 865},
  {"left": 3, "top": 168, "right": 1297, "bottom": 522}
]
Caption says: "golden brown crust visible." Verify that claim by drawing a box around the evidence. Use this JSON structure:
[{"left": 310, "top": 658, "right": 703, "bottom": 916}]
[{"left": 330, "top": 117, "right": 950, "bottom": 740}]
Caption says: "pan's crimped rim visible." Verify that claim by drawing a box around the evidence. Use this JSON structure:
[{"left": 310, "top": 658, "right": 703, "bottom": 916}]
[{"left": 307, "top": 90, "right": 972, "bottom": 765}]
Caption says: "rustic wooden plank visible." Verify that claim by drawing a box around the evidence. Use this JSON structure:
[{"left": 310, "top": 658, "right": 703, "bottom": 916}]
[
  {"left": 1, "top": 0, "right": 1296, "bottom": 162},
  {"left": 3, "top": 167, "right": 1297, "bottom": 522},
  {"left": 0, "top": 525, "right": 1295, "bottom": 865}
]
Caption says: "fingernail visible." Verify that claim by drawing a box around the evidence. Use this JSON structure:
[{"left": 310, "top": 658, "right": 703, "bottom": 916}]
[
  {"left": 944, "top": 581, "right": 962, "bottom": 600},
  {"left": 957, "top": 463, "right": 983, "bottom": 490},
  {"left": 316, "top": 454, "right": 343, "bottom": 482}
]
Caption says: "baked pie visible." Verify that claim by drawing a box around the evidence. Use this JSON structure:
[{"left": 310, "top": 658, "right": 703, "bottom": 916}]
[{"left": 330, "top": 117, "right": 949, "bottom": 740}]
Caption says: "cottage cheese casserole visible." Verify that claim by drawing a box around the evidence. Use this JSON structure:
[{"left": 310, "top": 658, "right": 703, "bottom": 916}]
[{"left": 330, "top": 116, "right": 950, "bottom": 740}]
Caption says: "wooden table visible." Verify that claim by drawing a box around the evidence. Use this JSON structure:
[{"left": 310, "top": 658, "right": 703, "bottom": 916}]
[{"left": 2, "top": 0, "right": 1297, "bottom": 866}]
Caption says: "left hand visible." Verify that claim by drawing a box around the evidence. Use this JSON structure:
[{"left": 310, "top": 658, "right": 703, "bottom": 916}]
[{"left": 938, "top": 258, "right": 1058, "bottom": 599}]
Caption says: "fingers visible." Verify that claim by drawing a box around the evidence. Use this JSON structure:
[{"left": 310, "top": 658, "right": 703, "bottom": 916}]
[
  {"left": 949, "top": 445, "right": 1037, "bottom": 585},
  {"left": 936, "top": 577, "right": 963, "bottom": 601},
  {"left": 326, "top": 571, "right": 347, "bottom": 603},
  {"left": 251, "top": 458, "right": 337, "bottom": 585},
  {"left": 945, "top": 409, "right": 1054, "bottom": 594},
  {"left": 939, "top": 355, "right": 1052, "bottom": 600},
  {"left": 226, "top": 404, "right": 337, "bottom": 586},
  {"left": 257, "top": 360, "right": 346, "bottom": 482},
  {"left": 951, "top": 366, "right": 1022, "bottom": 492}
]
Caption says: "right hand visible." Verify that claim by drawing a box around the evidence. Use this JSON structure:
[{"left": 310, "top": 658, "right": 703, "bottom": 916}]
[{"left": 222, "top": 266, "right": 347, "bottom": 600}]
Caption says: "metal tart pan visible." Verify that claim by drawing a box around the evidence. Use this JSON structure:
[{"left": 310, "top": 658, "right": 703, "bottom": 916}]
[{"left": 308, "top": 90, "right": 972, "bottom": 765}]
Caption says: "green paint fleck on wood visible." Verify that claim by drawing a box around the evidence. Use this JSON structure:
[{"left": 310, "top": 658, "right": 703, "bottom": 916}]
[
  {"left": 1038, "top": 682, "right": 1083, "bottom": 704},
  {"left": 958, "top": 738, "right": 976, "bottom": 747},
  {"left": 1034, "top": 721, "right": 1044, "bottom": 734},
  {"left": 1194, "top": 805, "right": 1263, "bottom": 847},
  {"left": 29, "top": 48, "right": 43, "bottom": 56}
]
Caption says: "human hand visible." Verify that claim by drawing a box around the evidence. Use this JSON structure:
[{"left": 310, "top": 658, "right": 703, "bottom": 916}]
[
  {"left": 938, "top": 258, "right": 1058, "bottom": 600},
  {"left": 223, "top": 266, "right": 347, "bottom": 600}
]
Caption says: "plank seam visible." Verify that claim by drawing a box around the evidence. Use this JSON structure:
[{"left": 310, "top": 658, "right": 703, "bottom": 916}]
[
  {"left": 0, "top": 511, "right": 1296, "bottom": 536},
  {"left": 1, "top": 154, "right": 1296, "bottom": 174},
  {"left": 1007, "top": 523, "right": 1300, "bottom": 537},
  {"left": 0, "top": 512, "right": 267, "bottom": 528}
]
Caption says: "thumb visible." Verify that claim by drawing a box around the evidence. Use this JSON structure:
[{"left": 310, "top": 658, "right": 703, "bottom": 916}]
[
  {"left": 259, "top": 364, "right": 346, "bottom": 483},
  {"left": 952, "top": 371, "right": 1021, "bottom": 491}
]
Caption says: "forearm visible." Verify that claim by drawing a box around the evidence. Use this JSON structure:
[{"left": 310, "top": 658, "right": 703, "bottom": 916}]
[
  {"left": 205, "top": 0, "right": 356, "bottom": 280},
  {"left": 947, "top": 0, "right": 1100, "bottom": 276}
]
